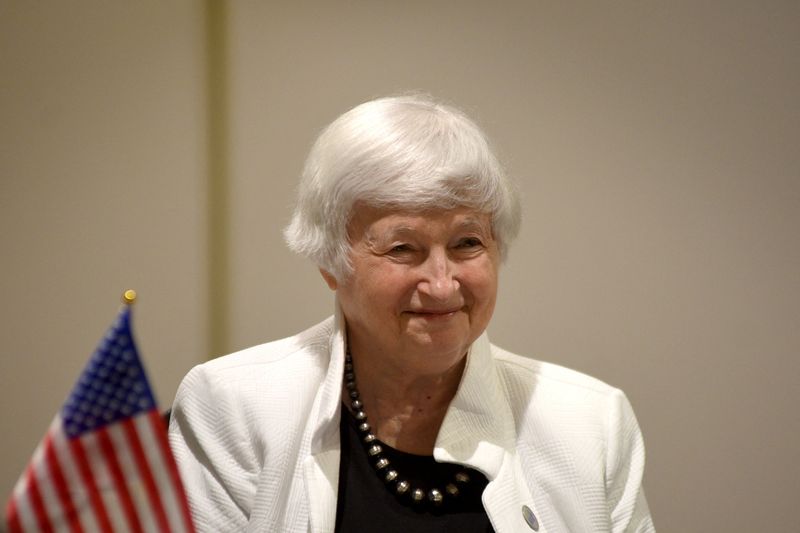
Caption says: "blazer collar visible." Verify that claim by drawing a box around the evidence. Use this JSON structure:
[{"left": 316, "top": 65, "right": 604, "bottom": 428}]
[
  {"left": 308, "top": 300, "right": 347, "bottom": 456},
  {"left": 433, "top": 331, "right": 515, "bottom": 480}
]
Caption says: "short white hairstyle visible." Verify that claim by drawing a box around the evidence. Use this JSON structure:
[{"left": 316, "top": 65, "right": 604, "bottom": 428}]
[{"left": 284, "top": 94, "right": 521, "bottom": 280}]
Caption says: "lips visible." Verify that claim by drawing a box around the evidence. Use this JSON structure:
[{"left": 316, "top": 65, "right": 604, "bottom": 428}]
[{"left": 406, "top": 307, "right": 461, "bottom": 317}]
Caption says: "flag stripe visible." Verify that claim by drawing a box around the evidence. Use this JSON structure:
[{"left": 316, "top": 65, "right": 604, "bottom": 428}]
[
  {"left": 8, "top": 473, "right": 38, "bottom": 533},
  {"left": 135, "top": 413, "right": 185, "bottom": 531},
  {"left": 70, "top": 436, "right": 114, "bottom": 531},
  {"left": 51, "top": 423, "right": 100, "bottom": 532},
  {"left": 97, "top": 428, "right": 143, "bottom": 533},
  {"left": 24, "top": 464, "right": 53, "bottom": 533},
  {"left": 32, "top": 443, "right": 64, "bottom": 532},
  {"left": 144, "top": 411, "right": 196, "bottom": 532},
  {"left": 43, "top": 432, "right": 84, "bottom": 533},
  {"left": 122, "top": 416, "right": 172, "bottom": 532},
  {"left": 106, "top": 418, "right": 157, "bottom": 533},
  {"left": 77, "top": 432, "right": 130, "bottom": 532},
  {"left": 5, "top": 497, "right": 23, "bottom": 533}
]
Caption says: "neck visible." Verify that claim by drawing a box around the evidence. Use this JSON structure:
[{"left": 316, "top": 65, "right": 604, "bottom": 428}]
[{"left": 345, "top": 346, "right": 466, "bottom": 455}]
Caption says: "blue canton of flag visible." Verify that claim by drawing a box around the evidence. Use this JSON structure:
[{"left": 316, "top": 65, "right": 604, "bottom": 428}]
[{"left": 62, "top": 309, "right": 156, "bottom": 438}]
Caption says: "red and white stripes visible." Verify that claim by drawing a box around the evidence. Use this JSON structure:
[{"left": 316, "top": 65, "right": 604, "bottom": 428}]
[{"left": 6, "top": 410, "right": 194, "bottom": 533}]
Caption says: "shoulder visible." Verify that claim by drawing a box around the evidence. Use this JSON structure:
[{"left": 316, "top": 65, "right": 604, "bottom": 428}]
[
  {"left": 167, "top": 317, "right": 337, "bottom": 528},
  {"left": 181, "top": 316, "right": 334, "bottom": 392},
  {"left": 491, "top": 344, "right": 622, "bottom": 401},
  {"left": 488, "top": 344, "right": 640, "bottom": 444},
  {"left": 172, "top": 316, "right": 336, "bottom": 443},
  {"left": 487, "top": 345, "right": 652, "bottom": 530}
]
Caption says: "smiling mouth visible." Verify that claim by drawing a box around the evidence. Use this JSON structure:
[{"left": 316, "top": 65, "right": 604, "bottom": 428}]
[{"left": 406, "top": 308, "right": 461, "bottom": 318}]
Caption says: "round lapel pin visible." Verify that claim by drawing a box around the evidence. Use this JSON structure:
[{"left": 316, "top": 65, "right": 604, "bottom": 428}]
[{"left": 521, "top": 505, "right": 539, "bottom": 531}]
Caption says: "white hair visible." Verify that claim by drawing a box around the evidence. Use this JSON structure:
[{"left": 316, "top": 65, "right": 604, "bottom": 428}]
[{"left": 284, "top": 94, "right": 521, "bottom": 280}]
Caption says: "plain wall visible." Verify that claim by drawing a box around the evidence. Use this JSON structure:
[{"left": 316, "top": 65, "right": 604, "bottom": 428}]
[
  {"left": 0, "top": 0, "right": 208, "bottom": 502},
  {"left": 2, "top": 2, "right": 799, "bottom": 531}
]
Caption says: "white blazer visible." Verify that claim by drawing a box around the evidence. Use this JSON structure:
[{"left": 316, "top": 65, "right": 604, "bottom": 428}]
[{"left": 169, "top": 308, "right": 654, "bottom": 532}]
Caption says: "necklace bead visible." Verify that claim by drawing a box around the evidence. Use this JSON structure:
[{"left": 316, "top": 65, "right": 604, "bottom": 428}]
[{"left": 343, "top": 352, "right": 472, "bottom": 508}]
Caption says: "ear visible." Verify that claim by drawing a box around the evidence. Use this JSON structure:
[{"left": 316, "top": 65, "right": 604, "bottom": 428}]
[{"left": 319, "top": 268, "right": 338, "bottom": 290}]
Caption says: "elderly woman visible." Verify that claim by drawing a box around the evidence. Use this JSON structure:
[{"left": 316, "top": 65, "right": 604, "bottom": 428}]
[{"left": 169, "top": 95, "right": 655, "bottom": 532}]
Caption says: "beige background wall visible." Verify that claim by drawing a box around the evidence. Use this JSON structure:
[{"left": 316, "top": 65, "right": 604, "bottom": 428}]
[
  {"left": 2, "top": 2, "right": 798, "bottom": 531},
  {"left": 0, "top": 0, "right": 208, "bottom": 508}
]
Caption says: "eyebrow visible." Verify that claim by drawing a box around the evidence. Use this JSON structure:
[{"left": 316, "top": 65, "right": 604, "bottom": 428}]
[
  {"left": 364, "top": 225, "right": 414, "bottom": 245},
  {"left": 454, "top": 216, "right": 493, "bottom": 234},
  {"left": 366, "top": 216, "right": 492, "bottom": 242}
]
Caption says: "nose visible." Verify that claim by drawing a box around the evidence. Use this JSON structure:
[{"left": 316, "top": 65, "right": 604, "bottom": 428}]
[{"left": 417, "top": 248, "right": 459, "bottom": 302}]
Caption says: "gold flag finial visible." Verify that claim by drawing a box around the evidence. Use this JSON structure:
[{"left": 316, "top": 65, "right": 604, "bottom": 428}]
[{"left": 122, "top": 289, "right": 137, "bottom": 305}]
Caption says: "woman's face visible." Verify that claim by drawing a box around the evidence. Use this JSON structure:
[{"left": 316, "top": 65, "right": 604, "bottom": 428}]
[{"left": 324, "top": 205, "right": 500, "bottom": 375}]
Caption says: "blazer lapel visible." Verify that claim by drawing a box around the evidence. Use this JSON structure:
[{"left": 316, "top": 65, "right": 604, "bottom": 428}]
[
  {"left": 435, "top": 333, "right": 555, "bottom": 533},
  {"left": 302, "top": 303, "right": 348, "bottom": 533}
]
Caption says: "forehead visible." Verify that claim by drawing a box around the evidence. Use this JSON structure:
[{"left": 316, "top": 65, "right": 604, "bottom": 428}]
[{"left": 348, "top": 205, "right": 493, "bottom": 239}]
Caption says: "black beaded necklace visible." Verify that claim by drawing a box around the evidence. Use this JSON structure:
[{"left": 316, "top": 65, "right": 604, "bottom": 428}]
[{"left": 343, "top": 352, "right": 473, "bottom": 508}]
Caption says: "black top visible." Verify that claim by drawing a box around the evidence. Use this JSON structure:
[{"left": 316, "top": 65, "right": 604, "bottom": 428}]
[{"left": 334, "top": 405, "right": 495, "bottom": 533}]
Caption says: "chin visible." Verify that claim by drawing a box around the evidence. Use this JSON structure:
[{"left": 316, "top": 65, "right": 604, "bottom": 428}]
[{"left": 408, "top": 332, "right": 471, "bottom": 358}]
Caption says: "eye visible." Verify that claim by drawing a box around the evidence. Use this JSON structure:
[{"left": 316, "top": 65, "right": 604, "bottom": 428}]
[
  {"left": 456, "top": 237, "right": 483, "bottom": 249},
  {"left": 389, "top": 243, "right": 413, "bottom": 254}
]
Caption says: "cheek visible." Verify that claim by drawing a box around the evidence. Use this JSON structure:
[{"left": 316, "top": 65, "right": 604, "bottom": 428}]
[
  {"left": 357, "top": 268, "right": 412, "bottom": 307},
  {"left": 465, "top": 272, "right": 499, "bottom": 322},
  {"left": 464, "top": 262, "right": 499, "bottom": 297}
]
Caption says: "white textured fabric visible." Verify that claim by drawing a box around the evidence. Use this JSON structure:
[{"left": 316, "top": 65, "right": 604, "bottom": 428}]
[{"left": 169, "top": 308, "right": 655, "bottom": 532}]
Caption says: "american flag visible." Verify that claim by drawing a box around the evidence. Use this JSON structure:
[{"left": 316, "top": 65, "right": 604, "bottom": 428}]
[{"left": 5, "top": 305, "right": 195, "bottom": 533}]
